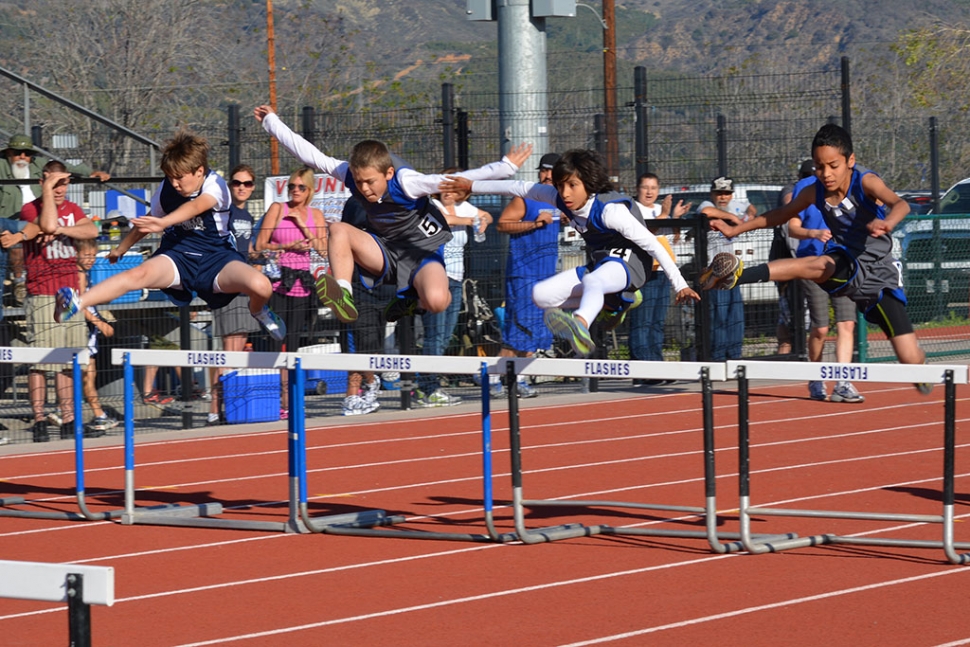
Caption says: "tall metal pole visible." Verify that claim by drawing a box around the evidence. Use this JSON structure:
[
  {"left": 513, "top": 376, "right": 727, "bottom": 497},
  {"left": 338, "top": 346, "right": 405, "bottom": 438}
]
[
  {"left": 227, "top": 104, "right": 240, "bottom": 171},
  {"left": 266, "top": 0, "right": 280, "bottom": 175},
  {"left": 603, "top": 0, "right": 618, "bottom": 184},
  {"left": 634, "top": 66, "right": 648, "bottom": 178},
  {"left": 442, "top": 83, "right": 455, "bottom": 170},
  {"left": 497, "top": 0, "right": 549, "bottom": 178},
  {"left": 841, "top": 56, "right": 851, "bottom": 137}
]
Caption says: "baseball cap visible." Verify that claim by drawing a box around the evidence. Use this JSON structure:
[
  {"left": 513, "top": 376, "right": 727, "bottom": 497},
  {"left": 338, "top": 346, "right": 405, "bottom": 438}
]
[
  {"left": 3, "top": 134, "right": 35, "bottom": 154},
  {"left": 710, "top": 176, "right": 734, "bottom": 193},
  {"left": 537, "top": 153, "right": 560, "bottom": 170},
  {"left": 798, "top": 159, "right": 815, "bottom": 178}
]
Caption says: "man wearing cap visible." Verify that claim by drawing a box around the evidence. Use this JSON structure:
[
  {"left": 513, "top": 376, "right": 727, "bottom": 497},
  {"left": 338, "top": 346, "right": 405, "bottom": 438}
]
[
  {"left": 0, "top": 134, "right": 110, "bottom": 304},
  {"left": 786, "top": 160, "right": 863, "bottom": 403},
  {"left": 489, "top": 152, "right": 561, "bottom": 398},
  {"left": 697, "top": 177, "right": 756, "bottom": 360}
]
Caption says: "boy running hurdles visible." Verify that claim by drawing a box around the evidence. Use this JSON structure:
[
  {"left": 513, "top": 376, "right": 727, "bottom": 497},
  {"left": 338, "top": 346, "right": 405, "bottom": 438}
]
[
  {"left": 698, "top": 123, "right": 931, "bottom": 393},
  {"left": 54, "top": 131, "right": 284, "bottom": 341},
  {"left": 255, "top": 105, "right": 531, "bottom": 323},
  {"left": 442, "top": 149, "right": 699, "bottom": 358}
]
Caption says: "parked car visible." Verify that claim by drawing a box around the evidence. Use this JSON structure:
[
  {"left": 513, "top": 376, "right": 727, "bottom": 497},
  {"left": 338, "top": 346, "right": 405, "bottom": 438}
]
[
  {"left": 659, "top": 184, "right": 783, "bottom": 304},
  {"left": 936, "top": 178, "right": 970, "bottom": 215},
  {"left": 898, "top": 190, "right": 934, "bottom": 215}
]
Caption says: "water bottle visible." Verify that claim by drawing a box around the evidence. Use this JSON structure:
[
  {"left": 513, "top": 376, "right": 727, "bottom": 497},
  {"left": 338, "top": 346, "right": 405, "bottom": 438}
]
[
  {"left": 264, "top": 251, "right": 281, "bottom": 280},
  {"left": 108, "top": 221, "right": 121, "bottom": 241},
  {"left": 472, "top": 214, "right": 486, "bottom": 243}
]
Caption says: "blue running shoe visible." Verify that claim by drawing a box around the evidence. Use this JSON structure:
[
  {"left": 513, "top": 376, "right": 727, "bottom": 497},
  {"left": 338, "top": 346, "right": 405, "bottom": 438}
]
[
  {"left": 253, "top": 305, "right": 287, "bottom": 341},
  {"left": 54, "top": 287, "right": 80, "bottom": 323}
]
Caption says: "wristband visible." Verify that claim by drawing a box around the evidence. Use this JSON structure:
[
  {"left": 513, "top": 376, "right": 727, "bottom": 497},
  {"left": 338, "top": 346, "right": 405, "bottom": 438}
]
[{"left": 21, "top": 230, "right": 28, "bottom": 241}]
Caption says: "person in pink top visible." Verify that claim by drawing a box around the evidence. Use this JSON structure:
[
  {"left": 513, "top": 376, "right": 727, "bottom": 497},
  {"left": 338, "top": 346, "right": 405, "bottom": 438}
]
[{"left": 254, "top": 167, "right": 327, "bottom": 419}]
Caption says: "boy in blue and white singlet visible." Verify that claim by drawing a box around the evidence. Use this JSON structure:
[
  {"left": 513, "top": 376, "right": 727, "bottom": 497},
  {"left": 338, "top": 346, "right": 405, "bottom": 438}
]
[
  {"left": 700, "top": 123, "right": 931, "bottom": 394},
  {"left": 54, "top": 130, "right": 285, "bottom": 341},
  {"left": 442, "top": 149, "right": 700, "bottom": 358},
  {"left": 255, "top": 104, "right": 532, "bottom": 324}
]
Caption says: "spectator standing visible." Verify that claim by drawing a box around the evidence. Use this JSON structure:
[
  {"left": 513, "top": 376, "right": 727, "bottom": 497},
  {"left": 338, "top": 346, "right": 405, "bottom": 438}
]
[
  {"left": 489, "top": 153, "right": 561, "bottom": 398},
  {"left": 75, "top": 237, "right": 119, "bottom": 432},
  {"left": 21, "top": 162, "right": 102, "bottom": 442},
  {"left": 627, "top": 172, "right": 691, "bottom": 383},
  {"left": 413, "top": 173, "right": 492, "bottom": 407},
  {"left": 697, "top": 177, "right": 756, "bottom": 360},
  {"left": 0, "top": 134, "right": 110, "bottom": 305},
  {"left": 338, "top": 197, "right": 383, "bottom": 416},
  {"left": 0, "top": 214, "right": 29, "bottom": 398},
  {"left": 207, "top": 164, "right": 262, "bottom": 425},
  {"left": 254, "top": 167, "right": 327, "bottom": 420}
]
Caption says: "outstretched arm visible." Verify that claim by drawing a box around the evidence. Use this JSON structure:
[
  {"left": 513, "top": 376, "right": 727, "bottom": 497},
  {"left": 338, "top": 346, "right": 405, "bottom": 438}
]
[
  {"left": 255, "top": 105, "right": 348, "bottom": 181},
  {"left": 398, "top": 143, "right": 533, "bottom": 199},
  {"left": 710, "top": 190, "right": 814, "bottom": 239}
]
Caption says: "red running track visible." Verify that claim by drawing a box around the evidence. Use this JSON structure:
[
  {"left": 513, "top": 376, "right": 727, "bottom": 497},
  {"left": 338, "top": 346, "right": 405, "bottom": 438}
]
[{"left": 2, "top": 381, "right": 970, "bottom": 646}]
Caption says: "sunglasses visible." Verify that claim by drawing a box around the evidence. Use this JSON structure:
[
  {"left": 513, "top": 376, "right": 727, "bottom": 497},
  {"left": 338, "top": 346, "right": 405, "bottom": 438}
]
[
  {"left": 287, "top": 183, "right": 308, "bottom": 192},
  {"left": 229, "top": 179, "right": 255, "bottom": 188}
]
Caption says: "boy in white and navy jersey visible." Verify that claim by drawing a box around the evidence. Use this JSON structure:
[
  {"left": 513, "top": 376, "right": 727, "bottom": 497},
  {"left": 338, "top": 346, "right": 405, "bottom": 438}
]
[
  {"left": 255, "top": 104, "right": 531, "bottom": 324},
  {"left": 54, "top": 130, "right": 285, "bottom": 341}
]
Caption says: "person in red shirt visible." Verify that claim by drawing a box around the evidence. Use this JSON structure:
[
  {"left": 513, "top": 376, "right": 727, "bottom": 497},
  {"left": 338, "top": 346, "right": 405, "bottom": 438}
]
[{"left": 20, "top": 161, "right": 101, "bottom": 442}]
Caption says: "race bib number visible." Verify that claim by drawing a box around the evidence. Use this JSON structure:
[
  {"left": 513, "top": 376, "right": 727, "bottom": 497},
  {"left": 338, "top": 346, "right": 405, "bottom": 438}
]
[
  {"left": 419, "top": 216, "right": 442, "bottom": 238},
  {"left": 608, "top": 247, "right": 632, "bottom": 262}
]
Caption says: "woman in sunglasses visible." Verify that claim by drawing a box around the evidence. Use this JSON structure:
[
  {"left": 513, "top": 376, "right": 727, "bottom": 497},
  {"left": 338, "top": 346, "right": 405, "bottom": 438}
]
[{"left": 254, "top": 166, "right": 327, "bottom": 420}]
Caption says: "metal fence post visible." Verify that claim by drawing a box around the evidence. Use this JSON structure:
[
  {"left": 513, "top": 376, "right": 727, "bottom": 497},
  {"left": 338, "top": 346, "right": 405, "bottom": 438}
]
[
  {"left": 442, "top": 83, "right": 455, "bottom": 170},
  {"left": 457, "top": 109, "right": 469, "bottom": 170},
  {"left": 634, "top": 66, "right": 648, "bottom": 178},
  {"left": 227, "top": 104, "right": 240, "bottom": 171},
  {"left": 301, "top": 106, "right": 316, "bottom": 146},
  {"left": 716, "top": 114, "right": 727, "bottom": 178}
]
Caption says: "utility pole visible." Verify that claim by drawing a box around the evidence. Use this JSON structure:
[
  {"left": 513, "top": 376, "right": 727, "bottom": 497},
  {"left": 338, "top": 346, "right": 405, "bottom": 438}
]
[
  {"left": 603, "top": 0, "right": 618, "bottom": 184},
  {"left": 266, "top": 0, "right": 279, "bottom": 174}
]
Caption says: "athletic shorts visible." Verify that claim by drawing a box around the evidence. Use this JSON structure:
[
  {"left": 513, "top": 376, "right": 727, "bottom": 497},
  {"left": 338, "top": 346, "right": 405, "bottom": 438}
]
[
  {"left": 154, "top": 244, "right": 247, "bottom": 310},
  {"left": 25, "top": 295, "right": 86, "bottom": 370},
  {"left": 359, "top": 233, "right": 446, "bottom": 297},
  {"left": 802, "top": 279, "right": 856, "bottom": 328},
  {"left": 820, "top": 247, "right": 905, "bottom": 314}
]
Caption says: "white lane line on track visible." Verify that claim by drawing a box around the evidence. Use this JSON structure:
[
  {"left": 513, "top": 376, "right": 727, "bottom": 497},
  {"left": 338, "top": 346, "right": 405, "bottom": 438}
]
[{"left": 556, "top": 567, "right": 970, "bottom": 647}]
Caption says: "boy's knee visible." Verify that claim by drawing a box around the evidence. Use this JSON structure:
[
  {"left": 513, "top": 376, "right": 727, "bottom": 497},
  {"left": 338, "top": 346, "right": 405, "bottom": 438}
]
[{"left": 422, "top": 289, "right": 451, "bottom": 313}]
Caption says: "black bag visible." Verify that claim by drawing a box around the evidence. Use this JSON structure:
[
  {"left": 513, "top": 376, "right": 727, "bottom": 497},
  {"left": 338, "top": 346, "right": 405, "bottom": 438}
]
[{"left": 768, "top": 225, "right": 793, "bottom": 261}]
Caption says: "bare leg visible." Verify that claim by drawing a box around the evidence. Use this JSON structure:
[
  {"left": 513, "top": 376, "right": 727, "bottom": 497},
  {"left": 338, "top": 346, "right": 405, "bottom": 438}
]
[
  {"left": 888, "top": 332, "right": 926, "bottom": 365},
  {"left": 412, "top": 262, "right": 451, "bottom": 313},
  {"left": 328, "top": 222, "right": 385, "bottom": 284},
  {"left": 767, "top": 256, "right": 835, "bottom": 284},
  {"left": 83, "top": 364, "right": 106, "bottom": 419},
  {"left": 55, "top": 371, "right": 74, "bottom": 424},
  {"left": 79, "top": 256, "right": 177, "bottom": 309},
  {"left": 834, "top": 320, "right": 855, "bottom": 363},
  {"left": 29, "top": 370, "right": 46, "bottom": 421},
  {"left": 213, "top": 261, "right": 273, "bottom": 313}
]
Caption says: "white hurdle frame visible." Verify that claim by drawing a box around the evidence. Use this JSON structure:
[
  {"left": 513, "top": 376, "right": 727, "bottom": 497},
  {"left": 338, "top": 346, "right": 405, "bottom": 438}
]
[
  {"left": 0, "top": 559, "right": 114, "bottom": 647},
  {"left": 729, "top": 360, "right": 970, "bottom": 564},
  {"left": 501, "top": 357, "right": 784, "bottom": 551},
  {"left": 287, "top": 351, "right": 516, "bottom": 542},
  {"left": 111, "top": 348, "right": 307, "bottom": 532}
]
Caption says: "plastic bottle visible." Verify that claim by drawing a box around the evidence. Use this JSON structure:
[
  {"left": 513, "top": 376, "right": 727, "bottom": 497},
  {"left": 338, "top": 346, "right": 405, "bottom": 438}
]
[
  {"left": 472, "top": 214, "right": 486, "bottom": 243},
  {"left": 244, "top": 342, "right": 253, "bottom": 352},
  {"left": 108, "top": 221, "right": 121, "bottom": 241}
]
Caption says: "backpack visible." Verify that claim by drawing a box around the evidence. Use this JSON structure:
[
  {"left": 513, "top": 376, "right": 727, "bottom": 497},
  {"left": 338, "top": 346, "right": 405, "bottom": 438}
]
[{"left": 461, "top": 278, "right": 502, "bottom": 357}]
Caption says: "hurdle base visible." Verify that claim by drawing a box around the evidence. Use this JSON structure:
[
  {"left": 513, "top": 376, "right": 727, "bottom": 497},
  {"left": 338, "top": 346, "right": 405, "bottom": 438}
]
[
  {"left": 121, "top": 502, "right": 224, "bottom": 525},
  {"left": 518, "top": 522, "right": 601, "bottom": 544}
]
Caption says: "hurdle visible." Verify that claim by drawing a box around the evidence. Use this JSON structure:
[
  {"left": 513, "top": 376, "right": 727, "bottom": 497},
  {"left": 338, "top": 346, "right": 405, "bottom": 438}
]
[
  {"left": 0, "top": 347, "right": 132, "bottom": 522},
  {"left": 0, "top": 559, "right": 114, "bottom": 647},
  {"left": 288, "top": 351, "right": 517, "bottom": 542},
  {"left": 729, "top": 360, "right": 970, "bottom": 564},
  {"left": 501, "top": 356, "right": 785, "bottom": 551},
  {"left": 112, "top": 348, "right": 309, "bottom": 532}
]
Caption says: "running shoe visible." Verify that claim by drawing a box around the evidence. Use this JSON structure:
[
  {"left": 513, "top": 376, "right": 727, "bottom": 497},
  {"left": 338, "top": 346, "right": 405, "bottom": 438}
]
[
  {"left": 915, "top": 382, "right": 935, "bottom": 395},
  {"left": 314, "top": 270, "right": 358, "bottom": 323},
  {"left": 596, "top": 290, "right": 644, "bottom": 332},
  {"left": 544, "top": 309, "right": 595, "bottom": 357},
  {"left": 253, "top": 305, "right": 287, "bottom": 341},
  {"left": 830, "top": 381, "right": 864, "bottom": 403},
  {"left": 412, "top": 389, "right": 462, "bottom": 408},
  {"left": 279, "top": 408, "right": 289, "bottom": 420},
  {"left": 516, "top": 379, "right": 538, "bottom": 398},
  {"left": 88, "top": 415, "right": 119, "bottom": 431},
  {"left": 384, "top": 296, "right": 422, "bottom": 323},
  {"left": 807, "top": 381, "right": 827, "bottom": 401},
  {"left": 489, "top": 382, "right": 505, "bottom": 399},
  {"left": 699, "top": 252, "right": 743, "bottom": 291},
  {"left": 342, "top": 395, "right": 380, "bottom": 416},
  {"left": 60, "top": 421, "right": 104, "bottom": 439},
  {"left": 54, "top": 287, "right": 80, "bottom": 323},
  {"left": 205, "top": 413, "right": 221, "bottom": 426},
  {"left": 144, "top": 392, "right": 175, "bottom": 406}
]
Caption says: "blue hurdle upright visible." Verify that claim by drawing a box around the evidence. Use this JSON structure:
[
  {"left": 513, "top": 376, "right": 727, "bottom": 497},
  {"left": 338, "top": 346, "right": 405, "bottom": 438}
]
[
  {"left": 112, "top": 348, "right": 305, "bottom": 532},
  {"left": 729, "top": 360, "right": 970, "bottom": 564},
  {"left": 0, "top": 347, "right": 132, "bottom": 522},
  {"left": 288, "top": 352, "right": 517, "bottom": 542}
]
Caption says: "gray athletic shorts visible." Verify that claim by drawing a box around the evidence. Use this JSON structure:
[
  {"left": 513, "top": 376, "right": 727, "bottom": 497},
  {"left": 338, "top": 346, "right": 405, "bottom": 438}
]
[
  {"left": 801, "top": 279, "right": 855, "bottom": 329},
  {"left": 212, "top": 294, "right": 259, "bottom": 338},
  {"left": 359, "top": 233, "right": 446, "bottom": 297},
  {"left": 25, "top": 295, "right": 86, "bottom": 370},
  {"left": 821, "top": 248, "right": 904, "bottom": 314}
]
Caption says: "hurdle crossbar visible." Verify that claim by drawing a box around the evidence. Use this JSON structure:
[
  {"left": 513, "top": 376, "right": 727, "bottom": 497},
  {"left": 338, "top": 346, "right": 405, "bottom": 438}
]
[
  {"left": 0, "top": 347, "right": 137, "bottom": 522},
  {"left": 111, "top": 348, "right": 306, "bottom": 532},
  {"left": 728, "top": 360, "right": 970, "bottom": 564},
  {"left": 0, "top": 559, "right": 114, "bottom": 647},
  {"left": 502, "top": 357, "right": 778, "bottom": 551},
  {"left": 288, "top": 352, "right": 516, "bottom": 542}
]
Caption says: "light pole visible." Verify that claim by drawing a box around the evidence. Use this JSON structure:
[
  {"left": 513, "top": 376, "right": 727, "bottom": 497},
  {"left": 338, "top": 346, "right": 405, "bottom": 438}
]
[{"left": 577, "top": 2, "right": 618, "bottom": 183}]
